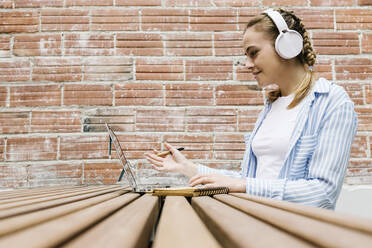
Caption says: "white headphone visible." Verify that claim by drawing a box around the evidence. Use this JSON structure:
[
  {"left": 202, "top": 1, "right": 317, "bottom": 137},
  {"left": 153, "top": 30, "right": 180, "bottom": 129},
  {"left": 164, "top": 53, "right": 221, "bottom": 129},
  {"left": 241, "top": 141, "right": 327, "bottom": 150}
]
[{"left": 263, "top": 9, "right": 303, "bottom": 59}]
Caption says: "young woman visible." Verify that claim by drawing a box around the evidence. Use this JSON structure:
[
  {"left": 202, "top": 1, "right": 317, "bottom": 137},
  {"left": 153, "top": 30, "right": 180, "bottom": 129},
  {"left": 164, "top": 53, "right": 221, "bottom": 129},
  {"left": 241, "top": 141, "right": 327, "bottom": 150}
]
[{"left": 145, "top": 8, "right": 357, "bottom": 209}]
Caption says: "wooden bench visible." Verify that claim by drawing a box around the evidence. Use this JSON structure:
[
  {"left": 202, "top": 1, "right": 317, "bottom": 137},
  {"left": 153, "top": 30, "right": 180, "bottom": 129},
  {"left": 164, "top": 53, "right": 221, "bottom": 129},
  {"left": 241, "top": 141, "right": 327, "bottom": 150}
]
[{"left": 0, "top": 185, "right": 371, "bottom": 247}]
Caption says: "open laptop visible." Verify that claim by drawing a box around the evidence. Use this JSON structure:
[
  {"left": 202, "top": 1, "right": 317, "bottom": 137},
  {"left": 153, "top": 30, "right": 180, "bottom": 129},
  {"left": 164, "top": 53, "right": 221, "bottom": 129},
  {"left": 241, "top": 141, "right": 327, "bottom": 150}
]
[{"left": 105, "top": 123, "right": 172, "bottom": 193}]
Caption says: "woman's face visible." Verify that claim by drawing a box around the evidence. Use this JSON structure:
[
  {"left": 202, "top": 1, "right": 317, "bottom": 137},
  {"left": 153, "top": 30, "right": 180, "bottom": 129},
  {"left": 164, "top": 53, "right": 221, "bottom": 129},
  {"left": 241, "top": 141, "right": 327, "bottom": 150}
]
[{"left": 243, "top": 27, "right": 284, "bottom": 88}]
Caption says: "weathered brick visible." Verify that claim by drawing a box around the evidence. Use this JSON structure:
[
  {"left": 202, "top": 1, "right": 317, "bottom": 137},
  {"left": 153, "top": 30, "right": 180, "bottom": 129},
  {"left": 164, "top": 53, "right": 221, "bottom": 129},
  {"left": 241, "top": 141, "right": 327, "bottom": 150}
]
[
  {"left": 84, "top": 162, "right": 122, "bottom": 184},
  {"left": 0, "top": 112, "right": 30, "bottom": 134},
  {"left": 237, "top": 8, "right": 261, "bottom": 31},
  {"left": 214, "top": 0, "right": 259, "bottom": 7},
  {"left": 310, "top": 0, "right": 354, "bottom": 6},
  {"left": 164, "top": 33, "right": 212, "bottom": 56},
  {"left": 91, "top": 9, "right": 139, "bottom": 31},
  {"left": 0, "top": 164, "right": 28, "bottom": 188},
  {"left": 313, "top": 58, "right": 333, "bottom": 80},
  {"left": 187, "top": 108, "right": 237, "bottom": 132},
  {"left": 60, "top": 135, "right": 107, "bottom": 160},
  {"left": 190, "top": 9, "right": 237, "bottom": 32},
  {"left": 362, "top": 33, "right": 372, "bottom": 54},
  {"left": 28, "top": 162, "right": 82, "bottom": 186},
  {"left": 14, "top": 34, "right": 62, "bottom": 56},
  {"left": 351, "top": 135, "right": 369, "bottom": 158},
  {"left": 0, "top": 86, "right": 6, "bottom": 107},
  {"left": 65, "top": 33, "right": 114, "bottom": 56},
  {"left": 339, "top": 83, "right": 364, "bottom": 105},
  {"left": 115, "top": 83, "right": 163, "bottom": 106},
  {"left": 216, "top": 85, "right": 264, "bottom": 106},
  {"left": 0, "top": 59, "right": 31, "bottom": 82},
  {"left": 358, "top": 0, "right": 372, "bottom": 5},
  {"left": 238, "top": 108, "right": 262, "bottom": 132},
  {"left": 0, "top": 10, "right": 39, "bottom": 33},
  {"left": 366, "top": 84, "right": 372, "bottom": 104},
  {"left": 66, "top": 0, "right": 113, "bottom": 6},
  {"left": 335, "top": 58, "right": 372, "bottom": 80},
  {"left": 215, "top": 32, "right": 243, "bottom": 56},
  {"left": 186, "top": 59, "right": 233, "bottom": 80},
  {"left": 0, "top": 36, "right": 10, "bottom": 57},
  {"left": 142, "top": 8, "right": 188, "bottom": 31},
  {"left": 199, "top": 161, "right": 241, "bottom": 171},
  {"left": 214, "top": 133, "right": 245, "bottom": 160},
  {"left": 0, "top": 0, "right": 12, "bottom": 8},
  {"left": 162, "top": 134, "right": 213, "bottom": 159},
  {"left": 293, "top": 9, "right": 334, "bottom": 29},
  {"left": 312, "top": 32, "right": 360, "bottom": 55},
  {"left": 83, "top": 108, "right": 135, "bottom": 132},
  {"left": 164, "top": 0, "right": 212, "bottom": 6},
  {"left": 116, "top": 33, "right": 163, "bottom": 56},
  {"left": 136, "top": 109, "right": 185, "bottom": 132},
  {"left": 31, "top": 110, "right": 81, "bottom": 133},
  {"left": 263, "top": 0, "right": 307, "bottom": 6},
  {"left": 10, "top": 85, "right": 61, "bottom": 107},
  {"left": 41, "top": 9, "right": 89, "bottom": 31},
  {"left": 165, "top": 83, "right": 213, "bottom": 106},
  {"left": 349, "top": 160, "right": 372, "bottom": 168},
  {"left": 64, "top": 84, "right": 112, "bottom": 106},
  {"left": 355, "top": 107, "right": 372, "bottom": 131},
  {"left": 32, "top": 57, "right": 82, "bottom": 82},
  {"left": 0, "top": 138, "right": 5, "bottom": 161},
  {"left": 136, "top": 58, "right": 183, "bottom": 81},
  {"left": 336, "top": 9, "right": 372, "bottom": 30},
  {"left": 83, "top": 57, "right": 132, "bottom": 81},
  {"left": 6, "top": 137, "right": 58, "bottom": 161},
  {"left": 117, "top": 0, "right": 161, "bottom": 5},
  {"left": 14, "top": 0, "right": 63, "bottom": 7}
]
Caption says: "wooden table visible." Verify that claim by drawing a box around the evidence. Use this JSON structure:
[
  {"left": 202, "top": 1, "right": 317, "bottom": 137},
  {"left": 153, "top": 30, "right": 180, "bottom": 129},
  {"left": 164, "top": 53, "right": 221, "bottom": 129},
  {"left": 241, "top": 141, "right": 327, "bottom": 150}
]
[{"left": 0, "top": 185, "right": 371, "bottom": 248}]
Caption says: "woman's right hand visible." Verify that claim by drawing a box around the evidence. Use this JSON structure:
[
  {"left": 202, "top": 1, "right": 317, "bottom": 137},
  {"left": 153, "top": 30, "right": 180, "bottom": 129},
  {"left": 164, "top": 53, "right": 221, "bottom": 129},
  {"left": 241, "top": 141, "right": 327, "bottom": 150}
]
[{"left": 144, "top": 143, "right": 198, "bottom": 177}]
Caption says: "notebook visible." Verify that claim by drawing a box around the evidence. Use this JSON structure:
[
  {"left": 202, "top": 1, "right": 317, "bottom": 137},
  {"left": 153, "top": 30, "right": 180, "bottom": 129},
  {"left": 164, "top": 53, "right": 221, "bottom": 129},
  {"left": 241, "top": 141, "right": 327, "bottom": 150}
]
[{"left": 105, "top": 123, "right": 229, "bottom": 196}]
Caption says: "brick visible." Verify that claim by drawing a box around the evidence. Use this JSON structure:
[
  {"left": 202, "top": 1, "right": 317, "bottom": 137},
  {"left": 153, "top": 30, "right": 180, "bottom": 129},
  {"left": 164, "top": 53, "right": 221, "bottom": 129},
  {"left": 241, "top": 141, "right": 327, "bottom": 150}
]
[
  {"left": 65, "top": 33, "right": 114, "bottom": 56},
  {"left": 164, "top": 33, "right": 212, "bottom": 56},
  {"left": 28, "top": 162, "right": 82, "bottom": 186},
  {"left": 263, "top": 0, "right": 307, "bottom": 6},
  {"left": 31, "top": 110, "right": 81, "bottom": 133},
  {"left": 238, "top": 108, "right": 262, "bottom": 132},
  {"left": 349, "top": 160, "right": 372, "bottom": 168},
  {"left": 213, "top": 0, "right": 259, "bottom": 7},
  {"left": 14, "top": 0, "right": 63, "bottom": 7},
  {"left": 60, "top": 135, "right": 107, "bottom": 160},
  {"left": 312, "top": 32, "right": 360, "bottom": 55},
  {"left": 32, "top": 57, "right": 82, "bottom": 82},
  {"left": 0, "top": 0, "right": 12, "bottom": 8},
  {"left": 83, "top": 57, "right": 132, "bottom": 81},
  {"left": 163, "top": 134, "right": 213, "bottom": 159},
  {"left": 91, "top": 9, "right": 139, "bottom": 31},
  {"left": 165, "top": 0, "right": 212, "bottom": 6},
  {"left": 14, "top": 34, "right": 62, "bottom": 56},
  {"left": 0, "top": 164, "right": 28, "bottom": 188},
  {"left": 335, "top": 58, "right": 372, "bottom": 80},
  {"left": 350, "top": 135, "right": 369, "bottom": 158},
  {"left": 198, "top": 161, "right": 241, "bottom": 171},
  {"left": 0, "top": 112, "right": 30, "bottom": 134},
  {"left": 190, "top": 9, "right": 237, "bottom": 32},
  {"left": 64, "top": 84, "right": 112, "bottom": 106},
  {"left": 293, "top": 9, "right": 334, "bottom": 29},
  {"left": 116, "top": 33, "right": 163, "bottom": 56},
  {"left": 115, "top": 83, "right": 163, "bottom": 106},
  {"left": 358, "top": 0, "right": 372, "bottom": 5},
  {"left": 313, "top": 58, "right": 332, "bottom": 80},
  {"left": 142, "top": 9, "right": 188, "bottom": 31},
  {"left": 83, "top": 108, "right": 135, "bottom": 132},
  {"left": 0, "top": 10, "right": 39, "bottom": 33},
  {"left": 10, "top": 85, "right": 61, "bottom": 107},
  {"left": 336, "top": 9, "right": 372, "bottom": 30},
  {"left": 41, "top": 9, "right": 89, "bottom": 31},
  {"left": 7, "top": 137, "right": 58, "bottom": 161},
  {"left": 117, "top": 0, "right": 161, "bottom": 5},
  {"left": 186, "top": 59, "right": 233, "bottom": 81},
  {"left": 362, "top": 33, "right": 372, "bottom": 54},
  {"left": 215, "top": 32, "right": 243, "bottom": 56},
  {"left": 84, "top": 162, "right": 122, "bottom": 184},
  {"left": 0, "top": 86, "right": 6, "bottom": 107},
  {"left": 214, "top": 133, "right": 245, "bottom": 159},
  {"left": 0, "top": 59, "right": 31, "bottom": 82},
  {"left": 165, "top": 83, "right": 213, "bottom": 106},
  {"left": 237, "top": 8, "right": 261, "bottom": 31},
  {"left": 339, "top": 83, "right": 364, "bottom": 105},
  {"left": 355, "top": 107, "right": 372, "bottom": 131},
  {"left": 187, "top": 108, "right": 237, "bottom": 132},
  {"left": 136, "top": 109, "right": 185, "bottom": 132},
  {"left": 0, "top": 36, "right": 10, "bottom": 57},
  {"left": 66, "top": 0, "right": 113, "bottom": 6},
  {"left": 136, "top": 58, "right": 183, "bottom": 81},
  {"left": 310, "top": 0, "right": 354, "bottom": 6},
  {"left": 110, "top": 134, "right": 161, "bottom": 159},
  {"left": 0, "top": 138, "right": 4, "bottom": 161},
  {"left": 216, "top": 85, "right": 264, "bottom": 106},
  {"left": 366, "top": 84, "right": 372, "bottom": 104}
]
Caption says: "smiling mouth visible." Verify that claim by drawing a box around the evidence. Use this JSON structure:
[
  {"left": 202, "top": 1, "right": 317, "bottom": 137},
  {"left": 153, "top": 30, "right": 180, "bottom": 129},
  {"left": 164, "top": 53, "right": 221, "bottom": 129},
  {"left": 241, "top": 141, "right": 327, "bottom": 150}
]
[{"left": 252, "top": 71, "right": 261, "bottom": 76}]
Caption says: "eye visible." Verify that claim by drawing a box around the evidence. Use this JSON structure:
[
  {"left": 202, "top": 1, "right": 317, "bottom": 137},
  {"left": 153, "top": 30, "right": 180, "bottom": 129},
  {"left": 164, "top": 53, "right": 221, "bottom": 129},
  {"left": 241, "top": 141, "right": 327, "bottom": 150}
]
[{"left": 249, "top": 50, "right": 258, "bottom": 58}]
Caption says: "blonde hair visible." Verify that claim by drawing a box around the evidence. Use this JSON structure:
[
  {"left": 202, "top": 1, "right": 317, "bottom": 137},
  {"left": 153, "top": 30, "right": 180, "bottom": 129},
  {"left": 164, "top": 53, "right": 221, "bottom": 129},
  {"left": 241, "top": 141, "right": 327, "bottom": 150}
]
[{"left": 245, "top": 8, "right": 317, "bottom": 109}]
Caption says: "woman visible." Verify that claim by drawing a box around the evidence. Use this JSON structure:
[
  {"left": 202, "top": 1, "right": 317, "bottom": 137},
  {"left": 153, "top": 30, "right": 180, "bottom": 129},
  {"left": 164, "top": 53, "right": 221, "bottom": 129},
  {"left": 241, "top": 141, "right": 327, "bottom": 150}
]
[{"left": 145, "top": 8, "right": 357, "bottom": 209}]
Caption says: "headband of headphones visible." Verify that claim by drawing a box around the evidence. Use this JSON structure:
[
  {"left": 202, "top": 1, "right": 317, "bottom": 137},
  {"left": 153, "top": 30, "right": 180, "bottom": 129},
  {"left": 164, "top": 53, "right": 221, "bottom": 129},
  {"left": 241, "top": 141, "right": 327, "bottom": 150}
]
[{"left": 263, "top": 9, "right": 303, "bottom": 59}]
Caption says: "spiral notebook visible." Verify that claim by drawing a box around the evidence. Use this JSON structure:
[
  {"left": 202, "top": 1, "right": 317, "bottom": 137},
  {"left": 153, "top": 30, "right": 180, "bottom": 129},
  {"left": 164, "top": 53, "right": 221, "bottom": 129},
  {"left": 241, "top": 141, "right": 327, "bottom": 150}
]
[{"left": 106, "top": 123, "right": 229, "bottom": 196}]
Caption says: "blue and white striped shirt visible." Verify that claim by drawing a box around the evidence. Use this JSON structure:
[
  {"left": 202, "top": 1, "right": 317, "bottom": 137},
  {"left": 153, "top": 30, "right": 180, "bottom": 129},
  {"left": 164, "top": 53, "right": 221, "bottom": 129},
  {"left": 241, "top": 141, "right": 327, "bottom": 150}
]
[{"left": 198, "top": 78, "right": 358, "bottom": 209}]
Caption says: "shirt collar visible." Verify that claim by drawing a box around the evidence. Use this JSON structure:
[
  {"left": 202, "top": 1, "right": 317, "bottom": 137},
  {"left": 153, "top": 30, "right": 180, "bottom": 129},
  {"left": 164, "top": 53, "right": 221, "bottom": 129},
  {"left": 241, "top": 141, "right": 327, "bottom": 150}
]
[{"left": 312, "top": 77, "right": 330, "bottom": 94}]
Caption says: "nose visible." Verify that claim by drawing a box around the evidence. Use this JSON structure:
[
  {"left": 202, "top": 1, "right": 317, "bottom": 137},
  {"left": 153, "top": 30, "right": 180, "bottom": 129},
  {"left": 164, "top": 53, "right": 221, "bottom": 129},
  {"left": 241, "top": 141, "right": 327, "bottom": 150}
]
[{"left": 245, "top": 58, "right": 254, "bottom": 70}]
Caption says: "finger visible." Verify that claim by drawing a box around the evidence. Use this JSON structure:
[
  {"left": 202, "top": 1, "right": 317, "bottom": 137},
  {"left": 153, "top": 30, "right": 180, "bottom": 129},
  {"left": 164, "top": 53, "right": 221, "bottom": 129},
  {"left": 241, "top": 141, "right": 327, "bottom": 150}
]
[
  {"left": 189, "top": 174, "right": 203, "bottom": 184},
  {"left": 152, "top": 149, "right": 160, "bottom": 154},
  {"left": 145, "top": 153, "right": 164, "bottom": 162},
  {"left": 145, "top": 156, "right": 164, "bottom": 168},
  {"left": 151, "top": 164, "right": 165, "bottom": 171},
  {"left": 164, "top": 142, "right": 178, "bottom": 154},
  {"left": 189, "top": 176, "right": 213, "bottom": 187}
]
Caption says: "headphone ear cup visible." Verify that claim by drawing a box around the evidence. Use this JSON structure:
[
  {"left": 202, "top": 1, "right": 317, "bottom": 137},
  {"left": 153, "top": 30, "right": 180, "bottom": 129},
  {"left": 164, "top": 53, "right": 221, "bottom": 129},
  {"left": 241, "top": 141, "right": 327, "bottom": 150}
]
[{"left": 275, "top": 30, "right": 303, "bottom": 59}]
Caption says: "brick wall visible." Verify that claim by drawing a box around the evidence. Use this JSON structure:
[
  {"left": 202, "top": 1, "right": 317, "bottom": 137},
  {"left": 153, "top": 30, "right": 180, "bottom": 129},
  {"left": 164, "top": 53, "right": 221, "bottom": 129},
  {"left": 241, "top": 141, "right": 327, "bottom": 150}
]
[{"left": 0, "top": 0, "right": 371, "bottom": 188}]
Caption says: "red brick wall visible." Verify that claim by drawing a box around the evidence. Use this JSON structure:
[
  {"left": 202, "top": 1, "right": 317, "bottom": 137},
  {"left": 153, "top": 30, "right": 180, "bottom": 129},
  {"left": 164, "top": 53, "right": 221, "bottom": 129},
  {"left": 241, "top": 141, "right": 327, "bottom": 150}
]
[{"left": 1, "top": 1, "right": 371, "bottom": 188}]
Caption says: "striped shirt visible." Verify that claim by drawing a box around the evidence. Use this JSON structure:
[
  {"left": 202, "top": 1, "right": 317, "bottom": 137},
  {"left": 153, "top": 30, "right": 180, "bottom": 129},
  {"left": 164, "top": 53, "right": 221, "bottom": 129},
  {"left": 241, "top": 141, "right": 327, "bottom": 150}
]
[{"left": 198, "top": 78, "right": 358, "bottom": 209}]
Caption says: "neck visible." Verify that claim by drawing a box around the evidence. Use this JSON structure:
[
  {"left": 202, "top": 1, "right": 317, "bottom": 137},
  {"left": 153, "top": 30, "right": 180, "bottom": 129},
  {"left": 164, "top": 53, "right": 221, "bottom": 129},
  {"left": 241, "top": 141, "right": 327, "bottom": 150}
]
[{"left": 279, "top": 64, "right": 307, "bottom": 96}]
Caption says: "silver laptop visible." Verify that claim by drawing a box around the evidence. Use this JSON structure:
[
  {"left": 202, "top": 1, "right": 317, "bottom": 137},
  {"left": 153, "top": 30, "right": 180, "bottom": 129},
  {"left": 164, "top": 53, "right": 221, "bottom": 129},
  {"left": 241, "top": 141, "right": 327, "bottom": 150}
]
[{"left": 106, "top": 123, "right": 171, "bottom": 192}]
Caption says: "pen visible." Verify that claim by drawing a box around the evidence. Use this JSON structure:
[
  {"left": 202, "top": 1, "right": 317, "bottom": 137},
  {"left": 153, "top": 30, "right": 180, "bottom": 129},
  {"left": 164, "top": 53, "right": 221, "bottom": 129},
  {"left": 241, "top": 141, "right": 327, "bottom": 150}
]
[{"left": 156, "top": 147, "right": 184, "bottom": 157}]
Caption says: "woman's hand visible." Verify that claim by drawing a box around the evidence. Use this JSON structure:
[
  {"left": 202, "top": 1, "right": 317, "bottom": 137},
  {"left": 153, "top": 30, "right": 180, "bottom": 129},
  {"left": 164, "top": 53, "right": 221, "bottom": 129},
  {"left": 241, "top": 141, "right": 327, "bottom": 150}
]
[
  {"left": 189, "top": 174, "right": 247, "bottom": 193},
  {"left": 144, "top": 143, "right": 197, "bottom": 177}
]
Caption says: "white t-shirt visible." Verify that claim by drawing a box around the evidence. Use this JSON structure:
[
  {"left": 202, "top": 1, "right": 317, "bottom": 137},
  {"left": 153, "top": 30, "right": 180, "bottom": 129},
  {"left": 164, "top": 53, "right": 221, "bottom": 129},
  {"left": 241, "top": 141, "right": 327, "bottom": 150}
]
[{"left": 252, "top": 94, "right": 304, "bottom": 179}]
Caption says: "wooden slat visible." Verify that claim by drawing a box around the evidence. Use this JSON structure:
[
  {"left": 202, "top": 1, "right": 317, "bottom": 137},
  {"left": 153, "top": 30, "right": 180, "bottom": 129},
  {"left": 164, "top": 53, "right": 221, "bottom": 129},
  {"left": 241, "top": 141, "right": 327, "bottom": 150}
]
[
  {"left": 0, "top": 185, "right": 84, "bottom": 199},
  {"left": 0, "top": 189, "right": 129, "bottom": 237},
  {"left": 231, "top": 193, "right": 372, "bottom": 235},
  {"left": 153, "top": 196, "right": 221, "bottom": 248},
  {"left": 0, "top": 186, "right": 126, "bottom": 219},
  {"left": 192, "top": 196, "right": 315, "bottom": 248},
  {"left": 62, "top": 194, "right": 159, "bottom": 248},
  {"left": 0, "top": 193, "right": 139, "bottom": 247},
  {"left": 215, "top": 194, "right": 372, "bottom": 248}
]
